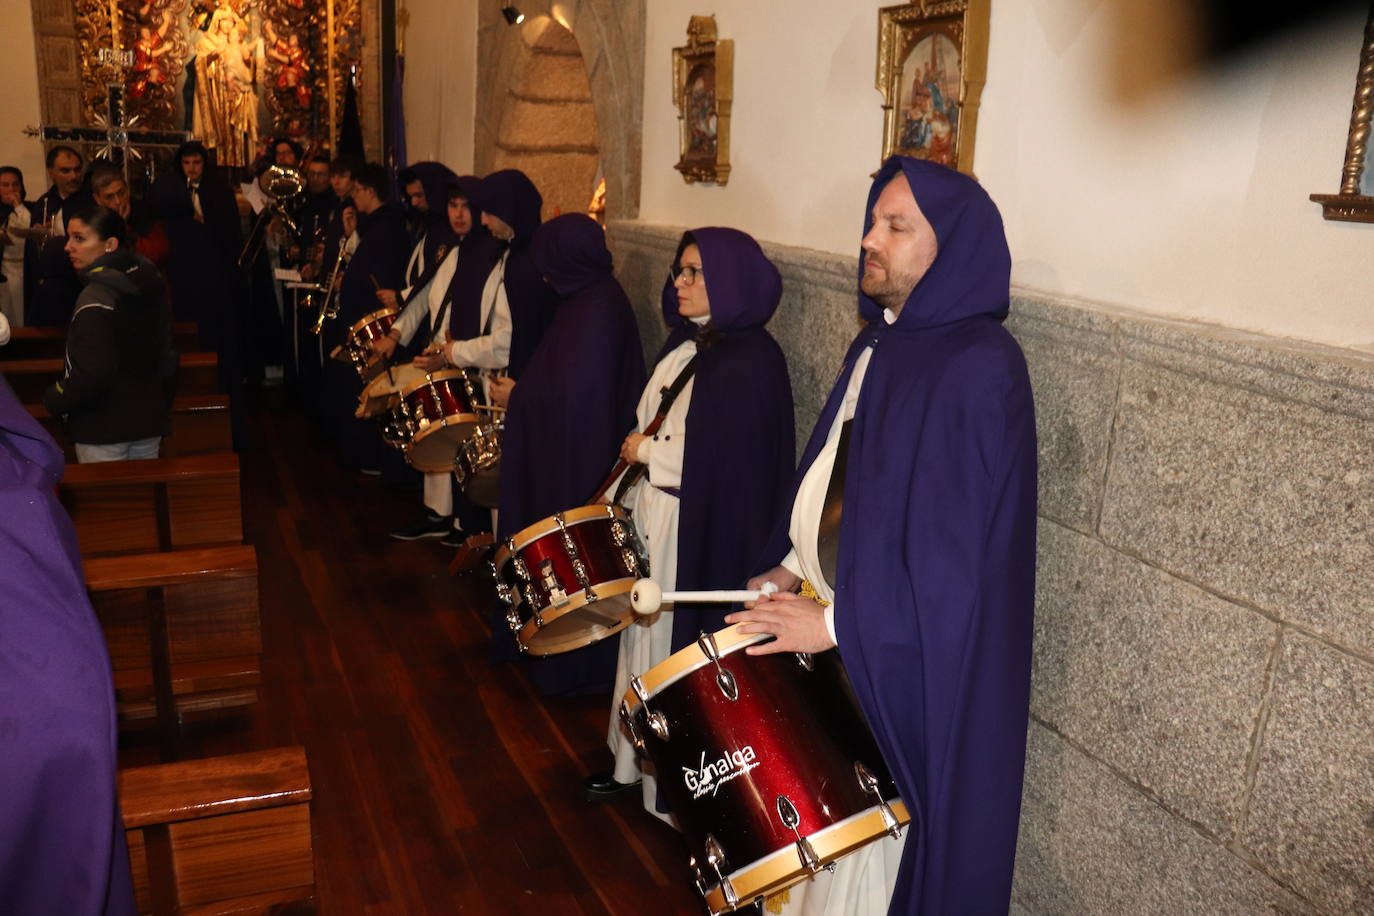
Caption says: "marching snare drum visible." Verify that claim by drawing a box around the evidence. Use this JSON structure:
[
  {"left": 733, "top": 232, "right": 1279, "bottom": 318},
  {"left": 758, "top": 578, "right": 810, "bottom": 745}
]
[
  {"left": 620, "top": 625, "right": 908, "bottom": 915},
  {"left": 491, "top": 504, "right": 649, "bottom": 655},
  {"left": 344, "top": 308, "right": 399, "bottom": 380},
  {"left": 453, "top": 422, "right": 503, "bottom": 508},
  {"left": 356, "top": 363, "right": 427, "bottom": 419},
  {"left": 397, "top": 369, "right": 486, "bottom": 472}
]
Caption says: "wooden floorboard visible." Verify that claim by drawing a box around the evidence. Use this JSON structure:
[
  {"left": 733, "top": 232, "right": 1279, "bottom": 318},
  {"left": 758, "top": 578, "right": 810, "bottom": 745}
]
[{"left": 118, "top": 400, "right": 701, "bottom": 915}]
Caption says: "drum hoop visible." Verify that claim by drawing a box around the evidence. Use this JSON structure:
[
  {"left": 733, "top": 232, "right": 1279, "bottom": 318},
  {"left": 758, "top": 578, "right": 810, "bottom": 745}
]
[
  {"left": 701, "top": 799, "right": 910, "bottom": 913},
  {"left": 398, "top": 368, "right": 481, "bottom": 400},
  {"left": 492, "top": 504, "right": 633, "bottom": 569},
  {"left": 408, "top": 412, "right": 483, "bottom": 443},
  {"left": 350, "top": 307, "right": 398, "bottom": 337},
  {"left": 515, "top": 577, "right": 637, "bottom": 655},
  {"left": 621, "top": 623, "right": 769, "bottom": 711}
]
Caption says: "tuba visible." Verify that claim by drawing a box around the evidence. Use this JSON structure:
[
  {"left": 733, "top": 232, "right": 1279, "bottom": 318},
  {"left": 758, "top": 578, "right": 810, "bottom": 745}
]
[{"left": 238, "top": 165, "right": 305, "bottom": 267}]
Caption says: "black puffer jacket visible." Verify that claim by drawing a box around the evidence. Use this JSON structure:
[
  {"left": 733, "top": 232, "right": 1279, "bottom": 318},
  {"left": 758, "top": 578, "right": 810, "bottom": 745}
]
[{"left": 42, "top": 247, "right": 172, "bottom": 444}]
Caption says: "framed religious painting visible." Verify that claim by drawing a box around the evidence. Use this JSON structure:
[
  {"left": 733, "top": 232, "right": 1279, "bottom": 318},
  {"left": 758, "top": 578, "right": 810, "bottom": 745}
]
[
  {"left": 672, "top": 16, "right": 733, "bottom": 185},
  {"left": 1310, "top": 7, "right": 1374, "bottom": 223},
  {"left": 876, "top": 0, "right": 991, "bottom": 174}
]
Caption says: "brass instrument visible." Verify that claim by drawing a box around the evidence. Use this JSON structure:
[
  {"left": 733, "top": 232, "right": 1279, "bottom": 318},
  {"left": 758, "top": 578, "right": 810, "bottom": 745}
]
[
  {"left": 238, "top": 165, "right": 306, "bottom": 267},
  {"left": 311, "top": 239, "right": 350, "bottom": 335}
]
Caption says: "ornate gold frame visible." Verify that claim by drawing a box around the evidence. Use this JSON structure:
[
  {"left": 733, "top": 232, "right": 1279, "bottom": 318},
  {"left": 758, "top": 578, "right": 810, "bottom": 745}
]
[
  {"left": 672, "top": 16, "right": 733, "bottom": 185},
  {"left": 1310, "top": 8, "right": 1374, "bottom": 223},
  {"left": 876, "top": 0, "right": 991, "bottom": 174}
]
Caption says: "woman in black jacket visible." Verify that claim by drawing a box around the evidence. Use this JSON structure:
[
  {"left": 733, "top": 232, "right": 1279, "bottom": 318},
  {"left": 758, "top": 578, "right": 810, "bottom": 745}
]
[{"left": 42, "top": 205, "right": 172, "bottom": 462}]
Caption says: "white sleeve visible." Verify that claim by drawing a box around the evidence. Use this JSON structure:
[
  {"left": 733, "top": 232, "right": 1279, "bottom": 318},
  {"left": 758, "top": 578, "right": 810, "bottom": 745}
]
[
  {"left": 638, "top": 431, "right": 686, "bottom": 490},
  {"left": 390, "top": 283, "right": 432, "bottom": 346},
  {"left": 824, "top": 604, "right": 838, "bottom": 646},
  {"left": 8, "top": 204, "right": 31, "bottom": 230},
  {"left": 779, "top": 548, "right": 804, "bottom": 580},
  {"left": 446, "top": 273, "right": 511, "bottom": 369},
  {"left": 344, "top": 231, "right": 359, "bottom": 256}
]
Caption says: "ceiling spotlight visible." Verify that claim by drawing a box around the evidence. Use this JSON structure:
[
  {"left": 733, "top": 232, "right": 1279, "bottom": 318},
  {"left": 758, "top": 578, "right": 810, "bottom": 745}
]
[{"left": 501, "top": 6, "right": 524, "bottom": 25}]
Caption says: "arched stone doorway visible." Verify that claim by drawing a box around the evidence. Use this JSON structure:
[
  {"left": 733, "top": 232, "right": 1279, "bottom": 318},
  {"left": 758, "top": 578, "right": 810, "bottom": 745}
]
[{"left": 475, "top": 0, "right": 644, "bottom": 221}]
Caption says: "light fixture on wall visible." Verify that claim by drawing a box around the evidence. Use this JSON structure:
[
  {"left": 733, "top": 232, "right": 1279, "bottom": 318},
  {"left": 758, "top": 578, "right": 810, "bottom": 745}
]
[{"left": 501, "top": 6, "right": 524, "bottom": 25}]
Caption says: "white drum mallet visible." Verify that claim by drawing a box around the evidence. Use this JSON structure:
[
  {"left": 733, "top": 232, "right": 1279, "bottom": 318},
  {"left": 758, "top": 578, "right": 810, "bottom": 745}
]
[{"left": 629, "top": 578, "right": 779, "bottom": 615}]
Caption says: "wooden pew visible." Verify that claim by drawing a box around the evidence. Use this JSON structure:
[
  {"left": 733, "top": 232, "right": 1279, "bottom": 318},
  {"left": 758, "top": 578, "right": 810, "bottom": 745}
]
[
  {"left": 1, "top": 351, "right": 220, "bottom": 402},
  {"left": 121, "top": 747, "right": 315, "bottom": 915},
  {"left": 85, "top": 546, "right": 261, "bottom": 752},
  {"left": 61, "top": 453, "right": 243, "bottom": 557},
  {"left": 3, "top": 322, "right": 200, "bottom": 360},
  {"left": 28, "top": 394, "right": 233, "bottom": 459}
]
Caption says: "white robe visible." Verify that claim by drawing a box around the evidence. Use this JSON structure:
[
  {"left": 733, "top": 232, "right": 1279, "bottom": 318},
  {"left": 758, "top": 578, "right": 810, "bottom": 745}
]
[
  {"left": 606, "top": 335, "right": 697, "bottom": 823},
  {"left": 1, "top": 203, "right": 30, "bottom": 327}
]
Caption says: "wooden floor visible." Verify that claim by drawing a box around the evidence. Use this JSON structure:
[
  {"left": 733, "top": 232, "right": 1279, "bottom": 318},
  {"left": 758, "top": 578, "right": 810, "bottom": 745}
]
[{"left": 118, "top": 398, "right": 703, "bottom": 915}]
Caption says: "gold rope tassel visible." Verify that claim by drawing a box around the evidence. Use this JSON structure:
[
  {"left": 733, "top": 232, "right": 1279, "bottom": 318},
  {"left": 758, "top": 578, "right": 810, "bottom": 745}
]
[
  {"left": 798, "top": 579, "right": 830, "bottom": 607},
  {"left": 764, "top": 888, "right": 791, "bottom": 914}
]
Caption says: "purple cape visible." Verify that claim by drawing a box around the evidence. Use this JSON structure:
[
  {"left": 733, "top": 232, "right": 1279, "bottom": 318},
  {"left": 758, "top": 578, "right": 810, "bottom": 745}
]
[
  {"left": 759, "top": 157, "right": 1037, "bottom": 914},
  {"left": 0, "top": 375, "right": 135, "bottom": 915},
  {"left": 651, "top": 228, "right": 795, "bottom": 650},
  {"left": 470, "top": 170, "right": 557, "bottom": 378},
  {"left": 443, "top": 177, "right": 504, "bottom": 342},
  {"left": 495, "top": 214, "right": 646, "bottom": 695}
]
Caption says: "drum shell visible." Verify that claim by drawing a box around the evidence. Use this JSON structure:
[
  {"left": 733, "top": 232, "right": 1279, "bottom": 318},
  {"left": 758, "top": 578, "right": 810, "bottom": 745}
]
[
  {"left": 626, "top": 635, "right": 901, "bottom": 892},
  {"left": 454, "top": 423, "right": 503, "bottom": 508},
  {"left": 401, "top": 370, "right": 483, "bottom": 424}
]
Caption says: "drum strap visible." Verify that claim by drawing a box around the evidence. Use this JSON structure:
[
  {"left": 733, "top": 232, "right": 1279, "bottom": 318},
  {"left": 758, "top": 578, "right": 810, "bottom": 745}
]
[
  {"left": 612, "top": 355, "right": 700, "bottom": 505},
  {"left": 816, "top": 418, "right": 852, "bottom": 591}
]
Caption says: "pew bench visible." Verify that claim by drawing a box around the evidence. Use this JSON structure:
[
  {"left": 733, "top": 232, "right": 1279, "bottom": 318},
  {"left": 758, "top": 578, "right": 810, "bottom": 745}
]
[
  {"left": 28, "top": 394, "right": 233, "bottom": 459},
  {"left": 1, "top": 350, "right": 220, "bottom": 402},
  {"left": 121, "top": 746, "right": 315, "bottom": 915},
  {"left": 3, "top": 322, "right": 200, "bottom": 360},
  {"left": 85, "top": 545, "right": 262, "bottom": 752},
  {"left": 61, "top": 453, "right": 243, "bottom": 557}
]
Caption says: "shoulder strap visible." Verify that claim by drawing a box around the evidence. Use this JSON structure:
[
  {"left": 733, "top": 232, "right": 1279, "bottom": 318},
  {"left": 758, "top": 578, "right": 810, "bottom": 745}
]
[{"left": 612, "top": 353, "right": 700, "bottom": 505}]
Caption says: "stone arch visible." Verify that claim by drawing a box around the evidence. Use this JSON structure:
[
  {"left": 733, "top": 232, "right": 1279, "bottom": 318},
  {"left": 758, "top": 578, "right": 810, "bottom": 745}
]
[{"left": 475, "top": 0, "right": 644, "bottom": 220}]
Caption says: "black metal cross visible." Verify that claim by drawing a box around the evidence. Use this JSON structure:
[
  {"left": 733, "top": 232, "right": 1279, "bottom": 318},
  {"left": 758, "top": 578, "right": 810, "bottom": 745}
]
[{"left": 24, "top": 80, "right": 188, "bottom": 176}]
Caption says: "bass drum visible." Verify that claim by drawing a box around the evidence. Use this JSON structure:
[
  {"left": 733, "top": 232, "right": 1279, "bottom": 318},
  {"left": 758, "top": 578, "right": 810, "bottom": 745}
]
[
  {"left": 620, "top": 625, "right": 909, "bottom": 915},
  {"left": 398, "top": 368, "right": 486, "bottom": 472},
  {"left": 453, "top": 422, "right": 503, "bottom": 508}
]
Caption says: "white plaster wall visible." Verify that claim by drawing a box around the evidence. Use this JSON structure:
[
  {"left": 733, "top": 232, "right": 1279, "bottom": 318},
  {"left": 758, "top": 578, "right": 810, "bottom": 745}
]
[
  {"left": 639, "top": 1, "right": 1374, "bottom": 352},
  {"left": 403, "top": 0, "right": 479, "bottom": 172},
  {"left": 0, "top": 3, "right": 47, "bottom": 191}
]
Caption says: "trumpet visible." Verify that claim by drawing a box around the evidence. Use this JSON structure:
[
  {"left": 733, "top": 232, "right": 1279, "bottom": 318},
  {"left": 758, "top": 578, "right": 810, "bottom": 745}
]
[{"left": 311, "top": 240, "right": 349, "bottom": 335}]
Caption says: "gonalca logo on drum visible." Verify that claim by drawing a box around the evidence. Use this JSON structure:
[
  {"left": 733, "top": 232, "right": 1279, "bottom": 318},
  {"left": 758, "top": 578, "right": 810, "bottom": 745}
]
[{"left": 683, "top": 746, "right": 759, "bottom": 800}]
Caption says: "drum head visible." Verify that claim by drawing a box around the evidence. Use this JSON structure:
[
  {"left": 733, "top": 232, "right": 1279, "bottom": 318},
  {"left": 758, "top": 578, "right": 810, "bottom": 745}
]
[
  {"left": 407, "top": 420, "right": 480, "bottom": 472},
  {"left": 522, "top": 590, "right": 634, "bottom": 655}
]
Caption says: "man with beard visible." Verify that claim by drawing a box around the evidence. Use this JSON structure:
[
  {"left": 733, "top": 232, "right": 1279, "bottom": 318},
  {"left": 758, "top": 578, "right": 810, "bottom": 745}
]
[
  {"left": 728, "top": 157, "right": 1037, "bottom": 915},
  {"left": 28, "top": 145, "right": 93, "bottom": 327},
  {"left": 318, "top": 162, "right": 409, "bottom": 472}
]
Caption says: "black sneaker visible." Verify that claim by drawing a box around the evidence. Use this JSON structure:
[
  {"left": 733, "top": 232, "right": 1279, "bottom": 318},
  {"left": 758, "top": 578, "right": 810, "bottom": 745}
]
[
  {"left": 439, "top": 529, "right": 469, "bottom": 549},
  {"left": 582, "top": 769, "right": 642, "bottom": 802},
  {"left": 389, "top": 512, "right": 452, "bottom": 540}
]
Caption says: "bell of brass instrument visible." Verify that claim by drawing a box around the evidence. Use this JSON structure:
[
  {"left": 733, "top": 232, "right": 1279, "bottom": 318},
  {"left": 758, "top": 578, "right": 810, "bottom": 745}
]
[
  {"left": 311, "top": 241, "right": 349, "bottom": 335},
  {"left": 259, "top": 165, "right": 305, "bottom": 236}
]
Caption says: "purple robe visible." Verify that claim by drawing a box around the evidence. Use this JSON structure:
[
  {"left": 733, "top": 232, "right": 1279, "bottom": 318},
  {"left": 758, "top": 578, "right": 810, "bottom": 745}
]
[
  {"left": 758, "top": 157, "right": 1037, "bottom": 914},
  {"left": 0, "top": 374, "right": 135, "bottom": 915},
  {"left": 401, "top": 161, "right": 459, "bottom": 290},
  {"left": 495, "top": 214, "right": 646, "bottom": 695},
  {"left": 651, "top": 228, "right": 795, "bottom": 650}
]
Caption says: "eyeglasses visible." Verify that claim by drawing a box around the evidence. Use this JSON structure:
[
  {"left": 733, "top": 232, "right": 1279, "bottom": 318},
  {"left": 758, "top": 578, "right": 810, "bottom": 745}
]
[{"left": 669, "top": 265, "right": 704, "bottom": 286}]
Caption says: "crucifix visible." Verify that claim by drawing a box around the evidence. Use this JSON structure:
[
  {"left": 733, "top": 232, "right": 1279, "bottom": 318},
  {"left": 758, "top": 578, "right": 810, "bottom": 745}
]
[{"left": 22, "top": 0, "right": 189, "bottom": 178}]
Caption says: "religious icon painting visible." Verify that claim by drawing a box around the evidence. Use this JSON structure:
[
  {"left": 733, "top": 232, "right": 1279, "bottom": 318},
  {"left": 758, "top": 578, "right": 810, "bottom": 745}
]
[
  {"left": 876, "top": 0, "right": 991, "bottom": 175},
  {"left": 672, "top": 16, "right": 733, "bottom": 185}
]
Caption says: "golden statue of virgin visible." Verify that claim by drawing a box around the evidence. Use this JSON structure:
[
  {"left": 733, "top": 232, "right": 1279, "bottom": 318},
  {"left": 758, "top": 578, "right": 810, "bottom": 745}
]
[{"left": 192, "top": 6, "right": 263, "bottom": 168}]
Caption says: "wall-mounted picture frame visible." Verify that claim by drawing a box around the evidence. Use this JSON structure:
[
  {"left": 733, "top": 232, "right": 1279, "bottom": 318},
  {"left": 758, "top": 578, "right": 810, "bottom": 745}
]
[
  {"left": 876, "top": 0, "right": 991, "bottom": 174},
  {"left": 1310, "top": 8, "right": 1374, "bottom": 223},
  {"left": 672, "top": 16, "right": 733, "bottom": 186}
]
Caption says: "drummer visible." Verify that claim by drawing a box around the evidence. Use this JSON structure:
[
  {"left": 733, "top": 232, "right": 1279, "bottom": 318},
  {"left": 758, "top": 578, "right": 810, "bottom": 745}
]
[
  {"left": 489, "top": 213, "right": 645, "bottom": 696},
  {"left": 727, "top": 157, "right": 1038, "bottom": 914},
  {"left": 587, "top": 229, "right": 795, "bottom": 813},
  {"left": 372, "top": 178, "right": 502, "bottom": 543}
]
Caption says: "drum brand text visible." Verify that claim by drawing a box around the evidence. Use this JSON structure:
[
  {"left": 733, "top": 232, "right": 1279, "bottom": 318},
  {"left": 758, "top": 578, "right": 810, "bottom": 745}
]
[{"left": 683, "top": 746, "right": 759, "bottom": 800}]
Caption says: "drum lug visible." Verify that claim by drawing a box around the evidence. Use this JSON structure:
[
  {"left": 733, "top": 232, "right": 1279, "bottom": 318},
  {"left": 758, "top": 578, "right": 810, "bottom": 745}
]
[
  {"left": 631, "top": 675, "right": 670, "bottom": 742},
  {"left": 618, "top": 699, "right": 645, "bottom": 753},
  {"left": 504, "top": 607, "right": 522, "bottom": 633},
  {"left": 697, "top": 631, "right": 740, "bottom": 702},
  {"left": 795, "top": 652, "right": 814, "bottom": 671},
  {"left": 490, "top": 560, "right": 514, "bottom": 606},
  {"left": 855, "top": 761, "right": 904, "bottom": 839},
  {"left": 687, "top": 856, "right": 708, "bottom": 899},
  {"left": 522, "top": 585, "right": 542, "bottom": 617},
  {"left": 776, "top": 794, "right": 822, "bottom": 874},
  {"left": 571, "top": 558, "right": 597, "bottom": 601},
  {"left": 702, "top": 834, "right": 738, "bottom": 911},
  {"left": 620, "top": 547, "right": 642, "bottom": 578},
  {"left": 609, "top": 514, "right": 632, "bottom": 545}
]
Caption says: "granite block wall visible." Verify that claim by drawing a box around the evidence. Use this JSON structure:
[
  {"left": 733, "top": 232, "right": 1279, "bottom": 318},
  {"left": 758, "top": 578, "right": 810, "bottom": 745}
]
[{"left": 607, "top": 220, "right": 1374, "bottom": 915}]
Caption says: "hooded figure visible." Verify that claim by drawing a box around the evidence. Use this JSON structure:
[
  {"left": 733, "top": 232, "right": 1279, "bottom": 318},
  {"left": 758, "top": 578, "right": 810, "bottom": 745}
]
[
  {"left": 43, "top": 245, "right": 173, "bottom": 455},
  {"left": 495, "top": 213, "right": 646, "bottom": 696},
  {"left": 0, "top": 375, "right": 137, "bottom": 916},
  {"left": 468, "top": 169, "right": 556, "bottom": 378},
  {"left": 597, "top": 226, "right": 795, "bottom": 812},
  {"left": 398, "top": 161, "right": 459, "bottom": 294},
  {"left": 743, "top": 157, "right": 1037, "bottom": 915}
]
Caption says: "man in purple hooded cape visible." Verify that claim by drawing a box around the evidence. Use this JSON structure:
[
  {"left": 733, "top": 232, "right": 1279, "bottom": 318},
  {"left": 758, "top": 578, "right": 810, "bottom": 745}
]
[
  {"left": 492, "top": 213, "right": 646, "bottom": 696},
  {"left": 0, "top": 375, "right": 136, "bottom": 915},
  {"left": 729, "top": 157, "right": 1037, "bottom": 914}
]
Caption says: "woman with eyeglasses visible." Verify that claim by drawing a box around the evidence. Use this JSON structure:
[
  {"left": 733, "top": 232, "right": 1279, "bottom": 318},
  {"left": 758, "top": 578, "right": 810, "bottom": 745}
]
[{"left": 584, "top": 227, "right": 795, "bottom": 815}]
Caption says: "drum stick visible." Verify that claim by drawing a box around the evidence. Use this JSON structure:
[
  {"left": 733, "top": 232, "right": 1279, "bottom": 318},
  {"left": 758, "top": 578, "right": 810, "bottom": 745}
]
[
  {"left": 369, "top": 274, "right": 382, "bottom": 291},
  {"left": 588, "top": 411, "right": 672, "bottom": 505},
  {"left": 630, "top": 578, "right": 777, "bottom": 615}
]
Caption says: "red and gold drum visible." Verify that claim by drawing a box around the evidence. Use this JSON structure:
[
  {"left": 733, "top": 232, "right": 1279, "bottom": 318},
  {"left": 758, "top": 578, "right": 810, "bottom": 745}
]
[
  {"left": 491, "top": 504, "right": 649, "bottom": 655},
  {"left": 345, "top": 307, "right": 399, "bottom": 380},
  {"left": 356, "top": 363, "right": 427, "bottom": 419},
  {"left": 397, "top": 369, "right": 486, "bottom": 471},
  {"left": 620, "top": 625, "right": 909, "bottom": 915}
]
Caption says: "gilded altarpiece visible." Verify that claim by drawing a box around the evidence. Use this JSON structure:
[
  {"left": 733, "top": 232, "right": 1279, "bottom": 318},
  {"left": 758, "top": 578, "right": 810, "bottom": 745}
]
[{"left": 29, "top": 0, "right": 382, "bottom": 168}]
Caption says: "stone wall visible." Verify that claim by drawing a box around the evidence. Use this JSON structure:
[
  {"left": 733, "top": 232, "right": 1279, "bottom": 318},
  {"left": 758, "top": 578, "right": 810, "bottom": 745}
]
[{"left": 607, "top": 220, "right": 1374, "bottom": 916}]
